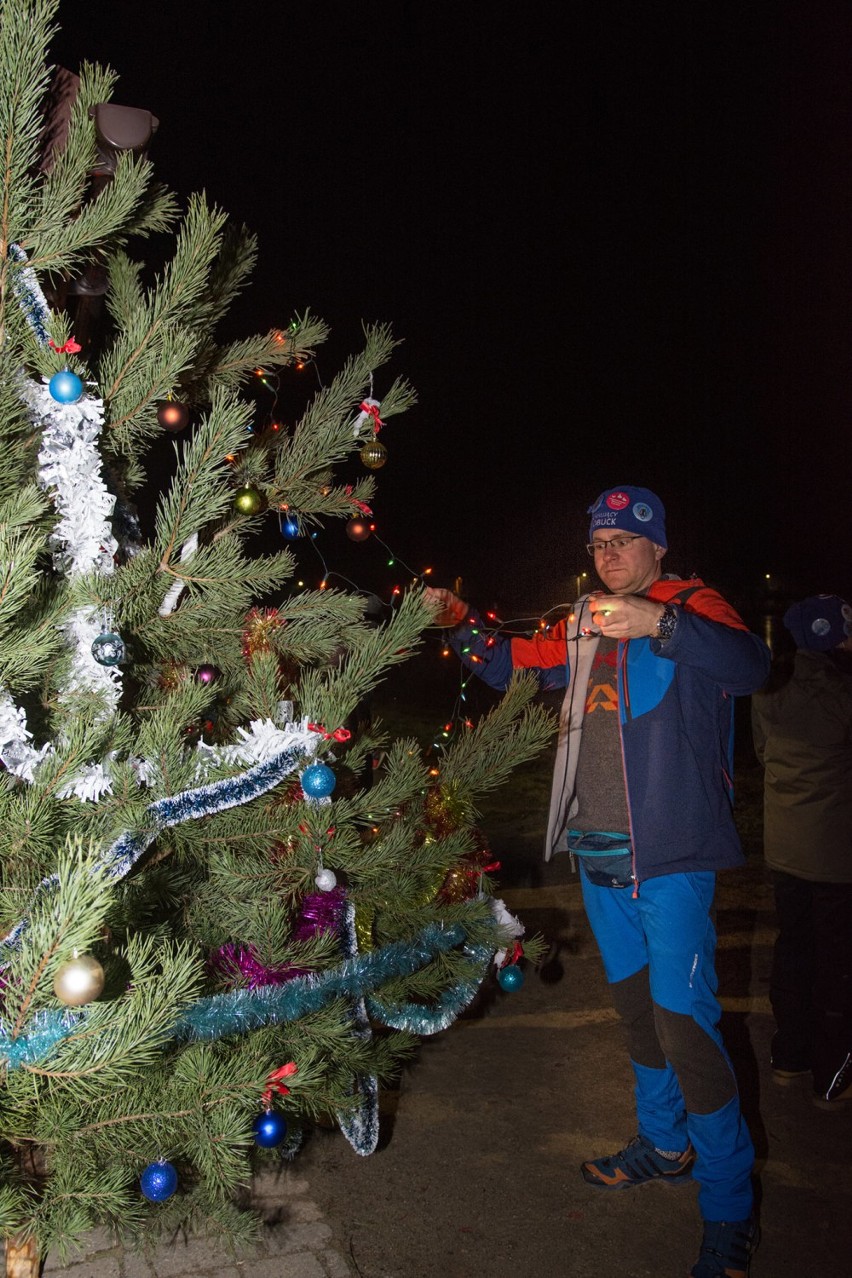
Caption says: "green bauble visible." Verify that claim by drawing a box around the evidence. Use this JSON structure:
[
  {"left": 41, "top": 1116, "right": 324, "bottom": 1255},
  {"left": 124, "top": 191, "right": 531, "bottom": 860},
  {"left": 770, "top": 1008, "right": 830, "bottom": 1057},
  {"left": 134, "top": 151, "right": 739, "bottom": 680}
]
[{"left": 234, "top": 485, "right": 264, "bottom": 515}]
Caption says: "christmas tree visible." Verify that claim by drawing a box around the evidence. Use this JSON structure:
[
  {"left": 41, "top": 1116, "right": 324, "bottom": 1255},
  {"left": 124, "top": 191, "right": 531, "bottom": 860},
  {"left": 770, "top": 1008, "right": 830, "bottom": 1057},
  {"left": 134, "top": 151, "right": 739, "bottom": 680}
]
[{"left": 0, "top": 3, "right": 553, "bottom": 1272}]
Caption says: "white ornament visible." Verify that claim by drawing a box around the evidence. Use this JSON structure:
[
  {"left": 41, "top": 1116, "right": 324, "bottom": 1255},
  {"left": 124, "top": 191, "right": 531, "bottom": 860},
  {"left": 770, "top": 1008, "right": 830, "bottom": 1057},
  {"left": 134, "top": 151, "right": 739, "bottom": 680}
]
[
  {"left": 350, "top": 396, "right": 383, "bottom": 438},
  {"left": 158, "top": 533, "right": 199, "bottom": 617},
  {"left": 490, "top": 897, "right": 525, "bottom": 969},
  {"left": 315, "top": 868, "right": 338, "bottom": 892}
]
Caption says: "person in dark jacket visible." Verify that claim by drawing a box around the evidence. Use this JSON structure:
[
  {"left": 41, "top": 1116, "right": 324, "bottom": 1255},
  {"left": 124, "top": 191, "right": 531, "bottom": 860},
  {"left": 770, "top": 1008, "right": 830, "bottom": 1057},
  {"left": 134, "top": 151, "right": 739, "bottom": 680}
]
[
  {"left": 426, "top": 486, "right": 770, "bottom": 1278},
  {"left": 751, "top": 593, "right": 852, "bottom": 1107}
]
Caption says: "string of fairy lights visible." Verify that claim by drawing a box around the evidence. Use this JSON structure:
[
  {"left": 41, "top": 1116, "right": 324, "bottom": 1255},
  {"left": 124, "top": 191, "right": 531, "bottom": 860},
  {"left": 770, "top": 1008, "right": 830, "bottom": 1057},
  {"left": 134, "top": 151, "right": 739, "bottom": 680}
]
[{"left": 242, "top": 355, "right": 577, "bottom": 755}]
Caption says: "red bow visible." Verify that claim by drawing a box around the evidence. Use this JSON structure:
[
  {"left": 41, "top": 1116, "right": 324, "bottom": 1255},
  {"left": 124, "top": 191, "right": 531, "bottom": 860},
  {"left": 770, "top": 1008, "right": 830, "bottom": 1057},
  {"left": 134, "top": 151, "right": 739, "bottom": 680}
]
[
  {"left": 49, "top": 338, "right": 82, "bottom": 354},
  {"left": 360, "top": 400, "right": 384, "bottom": 433},
  {"left": 308, "top": 722, "right": 352, "bottom": 743},
  {"left": 262, "top": 1061, "right": 297, "bottom": 1105},
  {"left": 343, "top": 487, "right": 373, "bottom": 515}
]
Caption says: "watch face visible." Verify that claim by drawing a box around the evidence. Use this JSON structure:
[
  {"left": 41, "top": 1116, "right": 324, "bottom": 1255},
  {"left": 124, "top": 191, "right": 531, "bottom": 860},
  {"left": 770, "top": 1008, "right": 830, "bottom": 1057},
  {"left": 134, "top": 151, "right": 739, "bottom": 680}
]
[{"left": 657, "top": 605, "right": 677, "bottom": 640}]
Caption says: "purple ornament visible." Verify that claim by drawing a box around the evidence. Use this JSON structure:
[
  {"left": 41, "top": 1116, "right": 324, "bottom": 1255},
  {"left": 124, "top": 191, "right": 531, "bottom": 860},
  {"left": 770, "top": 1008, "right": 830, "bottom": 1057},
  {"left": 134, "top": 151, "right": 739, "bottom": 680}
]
[{"left": 195, "top": 664, "right": 219, "bottom": 685}]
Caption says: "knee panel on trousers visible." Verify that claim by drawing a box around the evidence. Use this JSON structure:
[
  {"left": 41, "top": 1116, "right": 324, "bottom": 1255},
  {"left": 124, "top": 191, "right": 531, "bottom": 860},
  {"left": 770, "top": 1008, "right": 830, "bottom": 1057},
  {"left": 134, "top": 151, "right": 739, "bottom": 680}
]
[
  {"left": 654, "top": 1004, "right": 737, "bottom": 1115},
  {"left": 610, "top": 968, "right": 667, "bottom": 1070}
]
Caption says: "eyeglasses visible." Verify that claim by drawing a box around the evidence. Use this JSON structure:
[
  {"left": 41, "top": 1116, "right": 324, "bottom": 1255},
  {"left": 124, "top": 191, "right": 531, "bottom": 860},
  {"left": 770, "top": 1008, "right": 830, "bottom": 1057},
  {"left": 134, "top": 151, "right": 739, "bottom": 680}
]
[{"left": 586, "top": 534, "right": 644, "bottom": 557}]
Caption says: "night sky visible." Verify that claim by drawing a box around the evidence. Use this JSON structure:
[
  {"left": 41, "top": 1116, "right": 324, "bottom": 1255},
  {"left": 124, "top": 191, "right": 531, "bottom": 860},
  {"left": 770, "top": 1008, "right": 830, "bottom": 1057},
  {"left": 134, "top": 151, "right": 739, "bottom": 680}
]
[{"left": 49, "top": 2, "right": 852, "bottom": 621}]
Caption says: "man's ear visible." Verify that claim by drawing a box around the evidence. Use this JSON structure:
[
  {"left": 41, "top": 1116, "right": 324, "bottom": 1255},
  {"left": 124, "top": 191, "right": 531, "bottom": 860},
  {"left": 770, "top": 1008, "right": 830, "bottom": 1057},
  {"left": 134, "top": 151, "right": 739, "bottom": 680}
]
[{"left": 654, "top": 544, "right": 667, "bottom": 561}]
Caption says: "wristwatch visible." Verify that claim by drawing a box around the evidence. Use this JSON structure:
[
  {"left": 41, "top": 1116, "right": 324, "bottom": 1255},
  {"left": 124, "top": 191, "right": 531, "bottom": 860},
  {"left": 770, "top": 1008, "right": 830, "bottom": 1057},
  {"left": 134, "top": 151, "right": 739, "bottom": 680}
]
[{"left": 655, "top": 603, "right": 678, "bottom": 643}]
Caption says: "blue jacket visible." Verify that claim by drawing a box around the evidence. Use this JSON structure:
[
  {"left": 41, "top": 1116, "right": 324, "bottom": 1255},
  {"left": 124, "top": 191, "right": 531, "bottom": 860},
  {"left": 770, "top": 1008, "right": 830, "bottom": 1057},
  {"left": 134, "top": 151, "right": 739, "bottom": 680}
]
[{"left": 446, "top": 578, "right": 770, "bottom": 883}]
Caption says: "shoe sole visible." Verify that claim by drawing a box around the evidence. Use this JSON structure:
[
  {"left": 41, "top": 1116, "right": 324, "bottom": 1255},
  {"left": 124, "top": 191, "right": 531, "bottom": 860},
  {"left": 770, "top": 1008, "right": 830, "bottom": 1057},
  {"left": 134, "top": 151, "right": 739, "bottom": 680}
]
[
  {"left": 581, "top": 1167, "right": 694, "bottom": 1190},
  {"left": 812, "top": 1090, "right": 852, "bottom": 1109},
  {"left": 771, "top": 1068, "right": 810, "bottom": 1086}
]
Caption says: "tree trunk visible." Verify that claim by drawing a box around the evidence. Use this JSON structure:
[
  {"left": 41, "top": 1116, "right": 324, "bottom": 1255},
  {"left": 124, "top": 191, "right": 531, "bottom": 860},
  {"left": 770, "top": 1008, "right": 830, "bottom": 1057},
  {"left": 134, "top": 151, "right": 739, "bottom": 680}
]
[{"left": 4, "top": 1236, "right": 42, "bottom": 1278}]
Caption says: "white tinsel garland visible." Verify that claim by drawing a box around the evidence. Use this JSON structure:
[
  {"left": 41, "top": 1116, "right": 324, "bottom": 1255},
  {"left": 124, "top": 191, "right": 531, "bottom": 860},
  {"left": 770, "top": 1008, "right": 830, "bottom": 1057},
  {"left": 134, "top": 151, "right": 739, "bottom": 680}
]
[
  {"left": 0, "top": 692, "right": 52, "bottom": 779},
  {"left": 0, "top": 379, "right": 125, "bottom": 796},
  {"left": 25, "top": 378, "right": 117, "bottom": 578}
]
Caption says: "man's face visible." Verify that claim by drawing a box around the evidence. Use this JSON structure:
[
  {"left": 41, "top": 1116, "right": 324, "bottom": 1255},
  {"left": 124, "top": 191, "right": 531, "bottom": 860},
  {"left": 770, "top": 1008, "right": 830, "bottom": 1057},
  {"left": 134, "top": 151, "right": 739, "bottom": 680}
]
[{"left": 590, "top": 531, "right": 666, "bottom": 595}]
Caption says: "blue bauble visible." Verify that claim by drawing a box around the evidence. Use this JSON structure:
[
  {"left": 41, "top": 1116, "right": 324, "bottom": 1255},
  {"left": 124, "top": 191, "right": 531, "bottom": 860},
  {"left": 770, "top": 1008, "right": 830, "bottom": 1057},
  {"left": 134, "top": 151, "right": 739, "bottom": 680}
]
[
  {"left": 253, "top": 1109, "right": 288, "bottom": 1148},
  {"left": 497, "top": 964, "right": 525, "bottom": 992},
  {"left": 301, "top": 762, "right": 336, "bottom": 798},
  {"left": 140, "top": 1160, "right": 178, "bottom": 1202},
  {"left": 280, "top": 516, "right": 301, "bottom": 540},
  {"left": 91, "top": 632, "right": 125, "bottom": 666},
  {"left": 49, "top": 369, "right": 84, "bottom": 404}
]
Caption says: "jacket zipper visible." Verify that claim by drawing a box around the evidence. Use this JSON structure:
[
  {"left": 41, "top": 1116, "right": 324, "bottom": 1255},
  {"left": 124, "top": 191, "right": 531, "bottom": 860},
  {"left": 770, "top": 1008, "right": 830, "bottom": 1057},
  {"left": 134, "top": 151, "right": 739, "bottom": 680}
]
[{"left": 617, "top": 639, "right": 640, "bottom": 897}]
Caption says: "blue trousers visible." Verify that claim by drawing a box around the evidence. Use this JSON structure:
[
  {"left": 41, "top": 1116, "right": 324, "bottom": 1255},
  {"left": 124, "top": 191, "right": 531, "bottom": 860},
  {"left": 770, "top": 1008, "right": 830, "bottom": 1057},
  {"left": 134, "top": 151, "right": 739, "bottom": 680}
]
[{"left": 580, "top": 865, "right": 754, "bottom": 1221}]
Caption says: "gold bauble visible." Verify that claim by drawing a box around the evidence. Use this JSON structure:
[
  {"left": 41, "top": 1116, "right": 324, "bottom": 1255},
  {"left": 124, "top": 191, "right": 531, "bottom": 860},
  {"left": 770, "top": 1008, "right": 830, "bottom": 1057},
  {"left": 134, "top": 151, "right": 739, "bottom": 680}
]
[
  {"left": 53, "top": 953, "right": 105, "bottom": 1006},
  {"left": 359, "top": 439, "right": 387, "bottom": 470}
]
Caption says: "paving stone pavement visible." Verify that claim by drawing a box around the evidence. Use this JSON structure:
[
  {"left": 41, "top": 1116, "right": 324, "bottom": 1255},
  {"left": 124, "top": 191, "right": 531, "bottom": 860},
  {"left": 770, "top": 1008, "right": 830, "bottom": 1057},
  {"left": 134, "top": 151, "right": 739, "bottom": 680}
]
[{"left": 39, "top": 1168, "right": 354, "bottom": 1278}]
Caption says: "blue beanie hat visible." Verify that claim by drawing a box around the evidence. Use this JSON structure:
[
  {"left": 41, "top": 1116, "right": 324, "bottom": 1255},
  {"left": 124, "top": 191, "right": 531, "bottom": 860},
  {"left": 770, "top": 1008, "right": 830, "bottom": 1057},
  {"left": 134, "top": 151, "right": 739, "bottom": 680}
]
[
  {"left": 587, "top": 486, "right": 667, "bottom": 548},
  {"left": 783, "top": 595, "right": 852, "bottom": 652}
]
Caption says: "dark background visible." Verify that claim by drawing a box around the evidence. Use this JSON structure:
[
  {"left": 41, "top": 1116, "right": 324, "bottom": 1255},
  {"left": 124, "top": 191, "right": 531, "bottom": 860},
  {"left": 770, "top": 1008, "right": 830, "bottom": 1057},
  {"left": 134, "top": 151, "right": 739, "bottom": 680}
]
[{"left": 49, "top": 2, "right": 852, "bottom": 622}]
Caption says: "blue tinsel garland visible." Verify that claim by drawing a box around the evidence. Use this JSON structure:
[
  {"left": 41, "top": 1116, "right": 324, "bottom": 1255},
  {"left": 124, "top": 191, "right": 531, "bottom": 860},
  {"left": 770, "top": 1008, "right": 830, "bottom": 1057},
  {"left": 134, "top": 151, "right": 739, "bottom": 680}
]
[
  {"left": 0, "top": 918, "right": 493, "bottom": 1074},
  {"left": 8, "top": 243, "right": 51, "bottom": 344}
]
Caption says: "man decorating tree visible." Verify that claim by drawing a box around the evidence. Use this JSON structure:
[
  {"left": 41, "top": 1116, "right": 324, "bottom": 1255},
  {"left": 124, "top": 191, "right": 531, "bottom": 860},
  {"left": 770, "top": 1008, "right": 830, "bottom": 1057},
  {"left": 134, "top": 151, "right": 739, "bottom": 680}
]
[{"left": 426, "top": 485, "right": 770, "bottom": 1278}]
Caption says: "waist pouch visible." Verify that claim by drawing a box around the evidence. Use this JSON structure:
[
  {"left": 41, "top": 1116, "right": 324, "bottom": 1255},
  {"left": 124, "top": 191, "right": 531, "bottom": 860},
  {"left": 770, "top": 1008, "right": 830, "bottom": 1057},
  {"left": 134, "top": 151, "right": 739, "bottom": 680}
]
[{"left": 567, "top": 831, "right": 633, "bottom": 889}]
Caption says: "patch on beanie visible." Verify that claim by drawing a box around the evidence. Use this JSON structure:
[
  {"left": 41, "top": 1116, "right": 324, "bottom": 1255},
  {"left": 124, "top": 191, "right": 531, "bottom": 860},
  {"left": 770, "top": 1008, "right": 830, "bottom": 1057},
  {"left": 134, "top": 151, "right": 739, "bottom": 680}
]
[
  {"left": 605, "top": 491, "right": 630, "bottom": 510},
  {"left": 784, "top": 595, "right": 852, "bottom": 651},
  {"left": 633, "top": 502, "right": 653, "bottom": 522}
]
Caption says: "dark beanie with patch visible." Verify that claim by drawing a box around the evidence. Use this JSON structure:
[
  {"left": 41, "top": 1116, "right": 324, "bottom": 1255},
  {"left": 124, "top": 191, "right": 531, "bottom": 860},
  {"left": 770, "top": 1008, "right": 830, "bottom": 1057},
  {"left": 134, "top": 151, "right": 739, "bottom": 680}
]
[
  {"left": 783, "top": 595, "right": 852, "bottom": 652},
  {"left": 587, "top": 486, "right": 667, "bottom": 548}
]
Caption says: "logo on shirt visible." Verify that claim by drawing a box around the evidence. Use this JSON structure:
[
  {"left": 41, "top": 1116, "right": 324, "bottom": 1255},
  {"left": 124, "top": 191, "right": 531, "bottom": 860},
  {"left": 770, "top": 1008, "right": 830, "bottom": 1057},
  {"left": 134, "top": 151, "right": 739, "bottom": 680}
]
[{"left": 585, "top": 648, "right": 618, "bottom": 713}]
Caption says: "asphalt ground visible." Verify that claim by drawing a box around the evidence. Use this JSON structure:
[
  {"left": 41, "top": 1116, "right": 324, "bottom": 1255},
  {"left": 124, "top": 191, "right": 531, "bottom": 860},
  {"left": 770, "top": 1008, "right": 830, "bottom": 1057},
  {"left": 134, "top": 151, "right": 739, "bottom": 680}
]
[{"left": 30, "top": 839, "right": 852, "bottom": 1278}]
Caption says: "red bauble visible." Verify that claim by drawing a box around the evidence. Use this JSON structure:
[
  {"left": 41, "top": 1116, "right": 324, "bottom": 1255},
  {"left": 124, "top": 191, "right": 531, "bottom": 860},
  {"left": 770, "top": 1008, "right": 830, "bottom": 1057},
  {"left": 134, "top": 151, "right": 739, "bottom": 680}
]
[
  {"left": 346, "top": 517, "right": 373, "bottom": 542},
  {"left": 157, "top": 400, "right": 189, "bottom": 432}
]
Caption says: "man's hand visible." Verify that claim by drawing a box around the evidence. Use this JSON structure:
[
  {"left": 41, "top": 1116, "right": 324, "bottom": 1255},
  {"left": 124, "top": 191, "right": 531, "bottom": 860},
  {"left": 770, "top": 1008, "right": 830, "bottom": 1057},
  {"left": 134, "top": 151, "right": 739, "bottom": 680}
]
[
  {"left": 423, "top": 586, "right": 469, "bottom": 628},
  {"left": 590, "top": 593, "right": 665, "bottom": 640}
]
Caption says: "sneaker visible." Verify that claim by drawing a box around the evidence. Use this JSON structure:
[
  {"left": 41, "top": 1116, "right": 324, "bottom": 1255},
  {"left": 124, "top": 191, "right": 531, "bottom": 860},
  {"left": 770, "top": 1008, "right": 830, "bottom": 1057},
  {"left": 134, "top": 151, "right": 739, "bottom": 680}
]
[
  {"left": 769, "top": 1031, "right": 810, "bottom": 1083},
  {"left": 689, "top": 1216, "right": 759, "bottom": 1277},
  {"left": 771, "top": 1064, "right": 810, "bottom": 1085},
  {"left": 580, "top": 1133, "right": 694, "bottom": 1189},
  {"left": 813, "top": 1051, "right": 852, "bottom": 1108}
]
